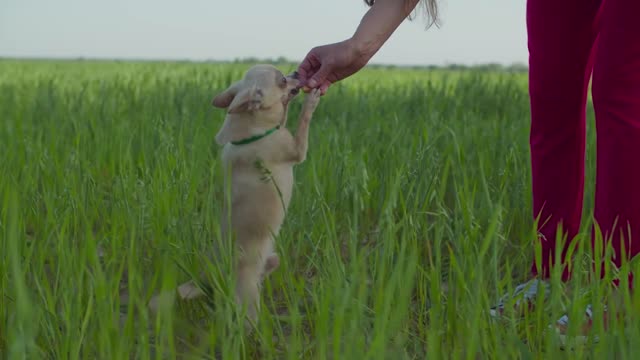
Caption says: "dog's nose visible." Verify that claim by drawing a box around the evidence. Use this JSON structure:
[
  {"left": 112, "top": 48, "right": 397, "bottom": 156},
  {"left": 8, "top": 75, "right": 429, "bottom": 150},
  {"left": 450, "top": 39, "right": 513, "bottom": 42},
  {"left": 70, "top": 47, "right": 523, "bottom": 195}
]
[{"left": 290, "top": 71, "right": 299, "bottom": 79}]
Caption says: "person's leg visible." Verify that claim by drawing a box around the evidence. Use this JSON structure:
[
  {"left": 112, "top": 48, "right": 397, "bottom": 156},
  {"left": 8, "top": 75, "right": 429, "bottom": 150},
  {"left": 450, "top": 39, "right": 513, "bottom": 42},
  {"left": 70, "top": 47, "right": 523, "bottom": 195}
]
[
  {"left": 552, "top": 0, "right": 640, "bottom": 342},
  {"left": 591, "top": 0, "right": 640, "bottom": 281},
  {"left": 527, "top": 0, "right": 602, "bottom": 281},
  {"left": 490, "top": 0, "right": 602, "bottom": 317}
]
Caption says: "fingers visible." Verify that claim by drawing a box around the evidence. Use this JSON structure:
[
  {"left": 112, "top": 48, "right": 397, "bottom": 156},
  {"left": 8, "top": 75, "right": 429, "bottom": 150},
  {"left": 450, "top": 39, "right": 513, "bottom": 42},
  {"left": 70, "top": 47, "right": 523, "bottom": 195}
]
[
  {"left": 297, "top": 45, "right": 333, "bottom": 94},
  {"left": 319, "top": 82, "right": 330, "bottom": 95},
  {"left": 302, "top": 80, "right": 331, "bottom": 95},
  {"left": 297, "top": 46, "right": 332, "bottom": 89},
  {"left": 296, "top": 59, "right": 312, "bottom": 84},
  {"left": 297, "top": 50, "right": 320, "bottom": 86},
  {"left": 306, "top": 63, "right": 332, "bottom": 89}
]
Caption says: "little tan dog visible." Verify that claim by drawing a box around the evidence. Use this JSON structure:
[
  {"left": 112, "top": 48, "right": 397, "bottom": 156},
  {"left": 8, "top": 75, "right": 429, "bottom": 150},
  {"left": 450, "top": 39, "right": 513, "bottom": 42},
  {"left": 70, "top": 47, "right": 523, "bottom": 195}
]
[{"left": 148, "top": 64, "right": 321, "bottom": 326}]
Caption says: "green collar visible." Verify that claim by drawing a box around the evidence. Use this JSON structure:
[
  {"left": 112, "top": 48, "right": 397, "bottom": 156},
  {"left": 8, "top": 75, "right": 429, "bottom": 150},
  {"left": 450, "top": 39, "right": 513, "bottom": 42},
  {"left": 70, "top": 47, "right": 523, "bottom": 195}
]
[{"left": 231, "top": 125, "right": 281, "bottom": 146}]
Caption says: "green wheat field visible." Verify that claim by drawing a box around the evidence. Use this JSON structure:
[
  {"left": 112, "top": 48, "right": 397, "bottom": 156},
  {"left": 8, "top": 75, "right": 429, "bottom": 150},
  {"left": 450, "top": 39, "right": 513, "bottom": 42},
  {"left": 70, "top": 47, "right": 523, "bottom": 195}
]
[{"left": 2, "top": 59, "right": 640, "bottom": 359}]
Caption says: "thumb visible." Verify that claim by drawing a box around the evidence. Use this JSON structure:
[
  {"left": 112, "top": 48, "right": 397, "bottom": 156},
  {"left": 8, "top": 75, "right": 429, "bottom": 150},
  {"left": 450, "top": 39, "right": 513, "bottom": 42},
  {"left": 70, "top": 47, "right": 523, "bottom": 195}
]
[{"left": 307, "top": 62, "right": 332, "bottom": 89}]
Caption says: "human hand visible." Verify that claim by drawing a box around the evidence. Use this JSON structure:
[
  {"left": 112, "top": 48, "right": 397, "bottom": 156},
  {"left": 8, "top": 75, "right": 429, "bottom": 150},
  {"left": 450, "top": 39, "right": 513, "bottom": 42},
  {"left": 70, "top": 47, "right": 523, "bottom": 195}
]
[{"left": 297, "top": 39, "right": 371, "bottom": 95}]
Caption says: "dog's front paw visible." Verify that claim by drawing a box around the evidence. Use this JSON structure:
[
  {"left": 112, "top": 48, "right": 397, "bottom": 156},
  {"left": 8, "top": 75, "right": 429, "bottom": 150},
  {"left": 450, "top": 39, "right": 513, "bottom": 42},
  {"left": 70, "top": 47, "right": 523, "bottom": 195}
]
[{"left": 302, "top": 88, "right": 321, "bottom": 114}]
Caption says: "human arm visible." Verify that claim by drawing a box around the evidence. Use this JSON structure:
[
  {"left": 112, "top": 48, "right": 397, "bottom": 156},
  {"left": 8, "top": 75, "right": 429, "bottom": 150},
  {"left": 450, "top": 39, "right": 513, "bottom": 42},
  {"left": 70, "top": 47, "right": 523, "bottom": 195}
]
[{"left": 297, "top": 0, "right": 421, "bottom": 94}]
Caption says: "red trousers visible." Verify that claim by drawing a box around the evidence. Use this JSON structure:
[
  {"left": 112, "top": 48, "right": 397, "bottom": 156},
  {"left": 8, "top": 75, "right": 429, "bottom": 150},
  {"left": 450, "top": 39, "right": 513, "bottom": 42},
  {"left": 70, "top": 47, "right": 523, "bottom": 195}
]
[{"left": 528, "top": 0, "right": 640, "bottom": 280}]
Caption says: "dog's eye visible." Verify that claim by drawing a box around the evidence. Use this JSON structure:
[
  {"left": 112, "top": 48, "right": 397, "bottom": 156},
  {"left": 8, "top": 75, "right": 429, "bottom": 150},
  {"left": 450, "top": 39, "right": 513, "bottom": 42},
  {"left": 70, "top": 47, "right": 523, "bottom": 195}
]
[{"left": 280, "top": 77, "right": 287, "bottom": 87}]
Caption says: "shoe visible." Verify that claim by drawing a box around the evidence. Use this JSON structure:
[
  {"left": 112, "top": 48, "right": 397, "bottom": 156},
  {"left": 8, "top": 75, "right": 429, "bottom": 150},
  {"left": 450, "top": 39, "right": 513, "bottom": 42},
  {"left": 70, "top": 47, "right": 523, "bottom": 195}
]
[
  {"left": 490, "top": 278, "right": 550, "bottom": 318},
  {"left": 553, "top": 304, "right": 609, "bottom": 347}
]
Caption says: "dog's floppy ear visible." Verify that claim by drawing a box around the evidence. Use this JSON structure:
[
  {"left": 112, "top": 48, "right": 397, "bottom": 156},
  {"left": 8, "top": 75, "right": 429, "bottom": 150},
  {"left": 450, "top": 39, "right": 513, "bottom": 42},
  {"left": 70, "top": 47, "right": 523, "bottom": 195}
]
[
  {"left": 212, "top": 81, "right": 242, "bottom": 109},
  {"left": 226, "top": 85, "right": 264, "bottom": 114},
  {"left": 212, "top": 80, "right": 263, "bottom": 114}
]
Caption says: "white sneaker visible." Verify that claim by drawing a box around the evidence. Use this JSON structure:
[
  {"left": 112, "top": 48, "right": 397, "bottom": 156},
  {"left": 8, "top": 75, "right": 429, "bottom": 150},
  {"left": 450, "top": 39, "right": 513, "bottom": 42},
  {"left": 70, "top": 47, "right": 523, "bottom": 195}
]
[
  {"left": 489, "top": 278, "right": 550, "bottom": 318},
  {"left": 552, "top": 304, "right": 608, "bottom": 348}
]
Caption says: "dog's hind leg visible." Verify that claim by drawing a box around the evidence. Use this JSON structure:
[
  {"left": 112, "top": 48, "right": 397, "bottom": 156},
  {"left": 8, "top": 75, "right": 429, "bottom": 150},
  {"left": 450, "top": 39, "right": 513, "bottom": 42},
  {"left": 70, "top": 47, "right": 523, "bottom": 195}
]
[
  {"left": 234, "top": 236, "right": 279, "bottom": 326},
  {"left": 235, "top": 255, "right": 265, "bottom": 325}
]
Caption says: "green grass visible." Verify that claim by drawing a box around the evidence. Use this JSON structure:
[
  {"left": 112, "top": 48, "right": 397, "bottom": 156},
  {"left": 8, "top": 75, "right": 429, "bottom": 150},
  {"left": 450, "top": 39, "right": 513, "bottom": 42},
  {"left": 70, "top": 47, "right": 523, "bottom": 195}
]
[{"left": 2, "top": 59, "right": 640, "bottom": 359}]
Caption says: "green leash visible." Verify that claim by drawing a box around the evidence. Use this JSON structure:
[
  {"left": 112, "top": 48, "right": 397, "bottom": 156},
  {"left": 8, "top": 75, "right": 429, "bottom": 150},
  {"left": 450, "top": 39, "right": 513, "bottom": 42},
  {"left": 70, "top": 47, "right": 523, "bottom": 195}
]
[{"left": 231, "top": 125, "right": 281, "bottom": 146}]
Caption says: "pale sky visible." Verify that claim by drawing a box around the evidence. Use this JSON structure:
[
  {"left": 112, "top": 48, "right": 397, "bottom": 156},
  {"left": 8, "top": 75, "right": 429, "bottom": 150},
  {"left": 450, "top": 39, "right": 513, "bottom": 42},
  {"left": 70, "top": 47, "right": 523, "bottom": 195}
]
[{"left": 0, "top": 0, "right": 528, "bottom": 66}]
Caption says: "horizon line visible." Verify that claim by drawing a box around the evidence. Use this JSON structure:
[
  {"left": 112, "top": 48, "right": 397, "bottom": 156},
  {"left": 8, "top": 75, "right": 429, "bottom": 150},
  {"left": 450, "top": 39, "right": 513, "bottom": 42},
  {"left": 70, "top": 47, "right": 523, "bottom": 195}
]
[{"left": 0, "top": 55, "right": 529, "bottom": 69}]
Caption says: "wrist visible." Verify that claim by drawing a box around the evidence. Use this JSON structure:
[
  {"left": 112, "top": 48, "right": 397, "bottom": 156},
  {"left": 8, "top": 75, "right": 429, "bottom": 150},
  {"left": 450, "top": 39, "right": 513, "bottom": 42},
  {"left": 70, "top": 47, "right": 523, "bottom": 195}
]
[{"left": 348, "top": 35, "right": 381, "bottom": 62}]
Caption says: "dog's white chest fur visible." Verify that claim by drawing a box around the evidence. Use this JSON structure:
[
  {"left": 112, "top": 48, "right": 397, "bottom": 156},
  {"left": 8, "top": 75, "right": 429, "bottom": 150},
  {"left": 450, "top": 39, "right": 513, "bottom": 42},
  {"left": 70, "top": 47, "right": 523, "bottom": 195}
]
[{"left": 220, "top": 131, "right": 296, "bottom": 240}]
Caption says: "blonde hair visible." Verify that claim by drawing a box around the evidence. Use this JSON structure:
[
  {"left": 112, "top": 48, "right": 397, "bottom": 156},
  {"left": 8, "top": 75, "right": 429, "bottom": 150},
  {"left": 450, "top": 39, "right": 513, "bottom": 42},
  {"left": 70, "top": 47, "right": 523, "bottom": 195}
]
[{"left": 364, "top": 0, "right": 441, "bottom": 29}]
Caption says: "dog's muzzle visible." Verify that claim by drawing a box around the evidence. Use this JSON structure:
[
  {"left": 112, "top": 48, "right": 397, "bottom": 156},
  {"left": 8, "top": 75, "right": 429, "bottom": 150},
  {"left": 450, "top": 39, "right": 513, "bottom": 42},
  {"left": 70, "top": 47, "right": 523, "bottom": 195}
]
[{"left": 287, "top": 71, "right": 301, "bottom": 96}]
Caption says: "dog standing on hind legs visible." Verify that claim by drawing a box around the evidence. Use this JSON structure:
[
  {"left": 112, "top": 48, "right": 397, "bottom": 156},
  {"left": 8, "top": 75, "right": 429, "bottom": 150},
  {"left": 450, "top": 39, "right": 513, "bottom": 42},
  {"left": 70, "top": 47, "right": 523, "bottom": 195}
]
[{"left": 148, "top": 64, "right": 322, "bottom": 328}]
